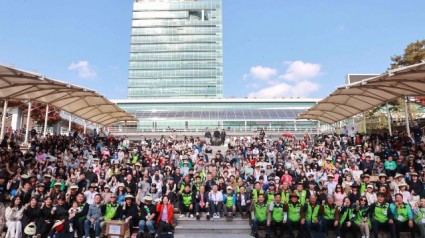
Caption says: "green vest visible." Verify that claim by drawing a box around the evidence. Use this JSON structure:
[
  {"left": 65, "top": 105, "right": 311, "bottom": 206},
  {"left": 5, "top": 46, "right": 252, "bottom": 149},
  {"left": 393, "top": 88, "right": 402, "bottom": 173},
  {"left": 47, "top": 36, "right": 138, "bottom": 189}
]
[
  {"left": 360, "top": 182, "right": 368, "bottom": 195},
  {"left": 305, "top": 203, "right": 320, "bottom": 222},
  {"left": 354, "top": 206, "right": 371, "bottom": 228},
  {"left": 295, "top": 190, "right": 307, "bottom": 205},
  {"left": 339, "top": 207, "right": 354, "bottom": 226},
  {"left": 225, "top": 194, "right": 234, "bottom": 208},
  {"left": 281, "top": 190, "right": 290, "bottom": 204},
  {"left": 254, "top": 203, "right": 267, "bottom": 222},
  {"left": 373, "top": 203, "right": 389, "bottom": 223},
  {"left": 415, "top": 207, "right": 425, "bottom": 223},
  {"left": 194, "top": 183, "right": 201, "bottom": 192},
  {"left": 182, "top": 192, "right": 192, "bottom": 206},
  {"left": 252, "top": 189, "right": 264, "bottom": 203},
  {"left": 131, "top": 155, "right": 138, "bottom": 164},
  {"left": 272, "top": 203, "right": 284, "bottom": 222},
  {"left": 288, "top": 203, "right": 302, "bottom": 222},
  {"left": 266, "top": 192, "right": 274, "bottom": 205},
  {"left": 104, "top": 203, "right": 119, "bottom": 221},
  {"left": 323, "top": 204, "right": 336, "bottom": 220},
  {"left": 394, "top": 204, "right": 409, "bottom": 222}
]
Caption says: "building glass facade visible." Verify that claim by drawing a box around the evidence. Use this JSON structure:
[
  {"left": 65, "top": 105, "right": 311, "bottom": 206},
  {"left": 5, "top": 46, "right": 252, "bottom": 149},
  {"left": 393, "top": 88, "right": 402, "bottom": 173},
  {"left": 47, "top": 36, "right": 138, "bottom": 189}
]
[{"left": 129, "top": 0, "right": 223, "bottom": 99}]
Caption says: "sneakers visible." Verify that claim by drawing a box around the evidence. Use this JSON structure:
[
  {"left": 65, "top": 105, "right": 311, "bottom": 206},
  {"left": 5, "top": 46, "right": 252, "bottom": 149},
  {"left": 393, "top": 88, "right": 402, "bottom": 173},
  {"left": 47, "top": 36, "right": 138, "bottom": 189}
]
[
  {"left": 213, "top": 212, "right": 220, "bottom": 219},
  {"left": 179, "top": 214, "right": 186, "bottom": 218},
  {"left": 74, "top": 232, "right": 78, "bottom": 238},
  {"left": 189, "top": 214, "right": 194, "bottom": 218}
]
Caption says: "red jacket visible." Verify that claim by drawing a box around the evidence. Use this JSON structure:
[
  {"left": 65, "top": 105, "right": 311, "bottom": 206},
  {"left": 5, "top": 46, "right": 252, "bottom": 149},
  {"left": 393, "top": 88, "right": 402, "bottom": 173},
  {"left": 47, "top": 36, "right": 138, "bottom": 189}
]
[{"left": 156, "top": 203, "right": 174, "bottom": 225}]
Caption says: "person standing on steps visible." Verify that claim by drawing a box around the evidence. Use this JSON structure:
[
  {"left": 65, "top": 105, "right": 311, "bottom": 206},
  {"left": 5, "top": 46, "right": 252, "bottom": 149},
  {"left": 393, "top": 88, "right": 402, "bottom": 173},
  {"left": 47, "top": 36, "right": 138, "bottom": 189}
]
[
  {"left": 194, "top": 185, "right": 210, "bottom": 220},
  {"left": 251, "top": 194, "right": 269, "bottom": 238},
  {"left": 267, "top": 193, "right": 284, "bottom": 238}
]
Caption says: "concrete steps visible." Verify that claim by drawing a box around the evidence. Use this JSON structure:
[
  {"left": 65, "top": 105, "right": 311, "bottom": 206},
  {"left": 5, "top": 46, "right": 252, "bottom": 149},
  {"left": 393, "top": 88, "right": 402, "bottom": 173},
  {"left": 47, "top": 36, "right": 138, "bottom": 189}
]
[{"left": 174, "top": 213, "right": 251, "bottom": 238}]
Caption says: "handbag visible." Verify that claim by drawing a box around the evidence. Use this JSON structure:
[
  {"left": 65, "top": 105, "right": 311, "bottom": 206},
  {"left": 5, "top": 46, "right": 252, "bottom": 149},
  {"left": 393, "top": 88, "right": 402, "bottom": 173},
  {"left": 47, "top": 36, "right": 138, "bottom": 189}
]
[{"left": 24, "top": 222, "right": 37, "bottom": 235}]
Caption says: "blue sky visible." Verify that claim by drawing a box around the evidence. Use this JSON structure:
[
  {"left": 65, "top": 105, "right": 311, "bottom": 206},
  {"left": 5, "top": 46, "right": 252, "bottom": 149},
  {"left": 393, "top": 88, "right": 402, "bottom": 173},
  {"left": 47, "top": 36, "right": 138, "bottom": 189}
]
[{"left": 0, "top": 0, "right": 424, "bottom": 100}]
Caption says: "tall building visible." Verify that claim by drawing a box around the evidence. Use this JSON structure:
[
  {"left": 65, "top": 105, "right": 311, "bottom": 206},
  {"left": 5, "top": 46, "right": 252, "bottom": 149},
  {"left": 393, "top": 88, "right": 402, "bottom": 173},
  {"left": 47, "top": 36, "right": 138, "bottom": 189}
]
[{"left": 128, "top": 0, "right": 223, "bottom": 99}]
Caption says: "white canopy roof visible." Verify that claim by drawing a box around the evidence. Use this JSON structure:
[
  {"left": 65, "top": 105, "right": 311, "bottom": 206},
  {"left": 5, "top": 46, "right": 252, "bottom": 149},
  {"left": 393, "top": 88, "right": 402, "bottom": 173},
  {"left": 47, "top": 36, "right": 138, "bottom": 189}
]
[
  {"left": 0, "top": 64, "right": 137, "bottom": 126},
  {"left": 298, "top": 62, "right": 425, "bottom": 124}
]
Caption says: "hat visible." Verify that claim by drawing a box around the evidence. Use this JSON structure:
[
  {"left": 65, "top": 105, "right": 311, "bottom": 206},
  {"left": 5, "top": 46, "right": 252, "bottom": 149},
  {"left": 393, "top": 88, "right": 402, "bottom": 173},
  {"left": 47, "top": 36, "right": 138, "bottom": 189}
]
[
  {"left": 398, "top": 183, "right": 408, "bottom": 188},
  {"left": 290, "top": 193, "right": 299, "bottom": 198},
  {"left": 378, "top": 173, "right": 387, "bottom": 178},
  {"left": 395, "top": 174, "right": 403, "bottom": 179},
  {"left": 52, "top": 220, "right": 65, "bottom": 232},
  {"left": 24, "top": 222, "right": 37, "bottom": 235},
  {"left": 54, "top": 182, "right": 62, "bottom": 187},
  {"left": 117, "top": 183, "right": 125, "bottom": 187},
  {"left": 144, "top": 195, "right": 153, "bottom": 201},
  {"left": 135, "top": 162, "right": 141, "bottom": 167},
  {"left": 226, "top": 186, "right": 233, "bottom": 190},
  {"left": 326, "top": 158, "right": 332, "bottom": 161},
  {"left": 70, "top": 184, "right": 79, "bottom": 190},
  {"left": 44, "top": 174, "right": 51, "bottom": 178},
  {"left": 93, "top": 158, "right": 99, "bottom": 161},
  {"left": 89, "top": 183, "right": 96, "bottom": 188},
  {"left": 363, "top": 174, "right": 370, "bottom": 178},
  {"left": 125, "top": 194, "right": 134, "bottom": 200},
  {"left": 411, "top": 172, "right": 418, "bottom": 177},
  {"left": 21, "top": 174, "right": 29, "bottom": 179},
  {"left": 104, "top": 185, "right": 110, "bottom": 189},
  {"left": 327, "top": 174, "right": 334, "bottom": 178},
  {"left": 36, "top": 183, "right": 45, "bottom": 187},
  {"left": 367, "top": 184, "right": 374, "bottom": 189}
]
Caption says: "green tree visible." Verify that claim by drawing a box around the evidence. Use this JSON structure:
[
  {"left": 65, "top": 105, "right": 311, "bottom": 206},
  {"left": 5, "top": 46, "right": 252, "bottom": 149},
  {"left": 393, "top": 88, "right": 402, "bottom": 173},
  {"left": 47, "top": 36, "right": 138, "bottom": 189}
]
[{"left": 390, "top": 39, "right": 425, "bottom": 70}]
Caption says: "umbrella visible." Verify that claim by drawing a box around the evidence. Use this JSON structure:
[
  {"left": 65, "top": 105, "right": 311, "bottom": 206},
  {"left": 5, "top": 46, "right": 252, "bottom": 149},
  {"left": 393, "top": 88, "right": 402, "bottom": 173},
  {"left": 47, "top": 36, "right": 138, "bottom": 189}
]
[{"left": 282, "top": 133, "right": 293, "bottom": 138}]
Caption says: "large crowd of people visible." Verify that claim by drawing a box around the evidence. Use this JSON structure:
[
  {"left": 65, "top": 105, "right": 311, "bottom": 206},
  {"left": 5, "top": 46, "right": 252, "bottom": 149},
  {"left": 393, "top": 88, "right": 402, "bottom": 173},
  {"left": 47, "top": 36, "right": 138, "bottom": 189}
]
[{"left": 0, "top": 126, "right": 425, "bottom": 238}]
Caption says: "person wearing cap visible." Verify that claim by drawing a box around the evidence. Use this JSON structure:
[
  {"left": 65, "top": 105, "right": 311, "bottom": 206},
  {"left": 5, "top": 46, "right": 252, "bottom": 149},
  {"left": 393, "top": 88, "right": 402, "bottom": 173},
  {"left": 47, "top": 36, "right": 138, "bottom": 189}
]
[
  {"left": 398, "top": 183, "right": 412, "bottom": 204},
  {"left": 407, "top": 172, "right": 422, "bottom": 197},
  {"left": 84, "top": 183, "right": 99, "bottom": 205},
  {"left": 100, "top": 191, "right": 120, "bottom": 235},
  {"left": 335, "top": 197, "right": 360, "bottom": 237},
  {"left": 265, "top": 182, "right": 276, "bottom": 205},
  {"left": 370, "top": 192, "right": 396, "bottom": 238},
  {"left": 179, "top": 184, "right": 194, "bottom": 218},
  {"left": 359, "top": 174, "right": 372, "bottom": 196},
  {"left": 223, "top": 186, "right": 236, "bottom": 220},
  {"left": 250, "top": 193, "right": 268, "bottom": 238},
  {"left": 100, "top": 184, "right": 112, "bottom": 204},
  {"left": 50, "top": 180, "right": 66, "bottom": 206},
  {"left": 33, "top": 183, "right": 47, "bottom": 205},
  {"left": 136, "top": 194, "right": 156, "bottom": 238},
  {"left": 375, "top": 173, "right": 389, "bottom": 189},
  {"left": 84, "top": 194, "right": 103, "bottom": 238},
  {"left": 115, "top": 194, "right": 138, "bottom": 235},
  {"left": 283, "top": 193, "right": 305, "bottom": 238},
  {"left": 392, "top": 174, "right": 407, "bottom": 194},
  {"left": 365, "top": 184, "right": 377, "bottom": 205},
  {"left": 389, "top": 193, "right": 415, "bottom": 238}
]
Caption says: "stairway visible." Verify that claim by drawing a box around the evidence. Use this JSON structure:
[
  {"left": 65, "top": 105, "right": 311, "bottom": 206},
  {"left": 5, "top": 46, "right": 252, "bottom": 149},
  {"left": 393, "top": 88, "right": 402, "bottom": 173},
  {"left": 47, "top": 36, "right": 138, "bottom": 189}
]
[{"left": 174, "top": 213, "right": 251, "bottom": 238}]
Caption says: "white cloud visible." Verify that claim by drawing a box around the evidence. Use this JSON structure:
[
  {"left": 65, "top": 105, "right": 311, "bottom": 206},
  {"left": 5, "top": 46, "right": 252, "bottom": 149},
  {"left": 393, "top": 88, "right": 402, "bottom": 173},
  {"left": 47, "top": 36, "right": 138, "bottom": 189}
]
[
  {"left": 279, "top": 60, "right": 321, "bottom": 81},
  {"left": 68, "top": 61, "right": 97, "bottom": 79},
  {"left": 246, "top": 60, "right": 322, "bottom": 98},
  {"left": 248, "top": 81, "right": 319, "bottom": 98},
  {"left": 250, "top": 66, "right": 277, "bottom": 81}
]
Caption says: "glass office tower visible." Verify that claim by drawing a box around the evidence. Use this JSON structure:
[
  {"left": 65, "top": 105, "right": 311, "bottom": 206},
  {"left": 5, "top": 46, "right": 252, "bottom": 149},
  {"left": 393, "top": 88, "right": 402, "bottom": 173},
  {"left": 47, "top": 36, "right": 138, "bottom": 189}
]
[{"left": 128, "top": 0, "right": 223, "bottom": 99}]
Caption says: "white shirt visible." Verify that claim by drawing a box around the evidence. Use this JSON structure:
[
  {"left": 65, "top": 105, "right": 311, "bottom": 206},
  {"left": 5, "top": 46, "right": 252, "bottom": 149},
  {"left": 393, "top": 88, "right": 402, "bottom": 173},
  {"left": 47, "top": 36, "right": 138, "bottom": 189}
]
[{"left": 84, "top": 190, "right": 98, "bottom": 205}]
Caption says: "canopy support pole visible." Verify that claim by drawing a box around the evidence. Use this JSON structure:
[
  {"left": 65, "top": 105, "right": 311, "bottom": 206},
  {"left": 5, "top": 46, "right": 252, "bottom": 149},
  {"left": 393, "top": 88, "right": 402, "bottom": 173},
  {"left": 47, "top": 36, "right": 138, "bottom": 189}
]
[
  {"left": 244, "top": 121, "right": 247, "bottom": 133},
  {"left": 0, "top": 99, "right": 8, "bottom": 140},
  {"left": 24, "top": 101, "right": 32, "bottom": 145},
  {"left": 68, "top": 114, "right": 72, "bottom": 132},
  {"left": 43, "top": 104, "right": 49, "bottom": 136},
  {"left": 83, "top": 120, "right": 86, "bottom": 134},
  {"left": 404, "top": 97, "right": 411, "bottom": 137},
  {"left": 363, "top": 113, "right": 367, "bottom": 134},
  {"left": 386, "top": 102, "right": 392, "bottom": 136}
]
